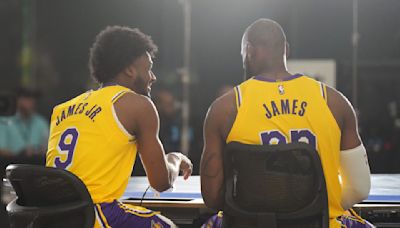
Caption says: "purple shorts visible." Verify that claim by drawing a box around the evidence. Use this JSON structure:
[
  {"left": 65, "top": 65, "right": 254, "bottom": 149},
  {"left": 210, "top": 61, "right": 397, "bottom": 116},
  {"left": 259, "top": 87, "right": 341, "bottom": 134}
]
[
  {"left": 94, "top": 200, "right": 176, "bottom": 228},
  {"left": 202, "top": 211, "right": 375, "bottom": 228},
  {"left": 336, "top": 210, "right": 375, "bottom": 228}
]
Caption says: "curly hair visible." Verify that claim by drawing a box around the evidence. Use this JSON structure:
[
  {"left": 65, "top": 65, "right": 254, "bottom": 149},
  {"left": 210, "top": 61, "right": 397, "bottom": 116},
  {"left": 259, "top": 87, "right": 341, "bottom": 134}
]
[{"left": 89, "top": 26, "right": 158, "bottom": 84}]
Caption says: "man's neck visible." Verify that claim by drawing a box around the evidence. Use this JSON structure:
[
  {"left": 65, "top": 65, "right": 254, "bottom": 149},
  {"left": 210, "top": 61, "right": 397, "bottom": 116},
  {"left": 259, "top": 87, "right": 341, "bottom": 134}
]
[
  {"left": 103, "top": 78, "right": 134, "bottom": 90},
  {"left": 256, "top": 68, "right": 292, "bottom": 81},
  {"left": 253, "top": 60, "right": 290, "bottom": 79}
]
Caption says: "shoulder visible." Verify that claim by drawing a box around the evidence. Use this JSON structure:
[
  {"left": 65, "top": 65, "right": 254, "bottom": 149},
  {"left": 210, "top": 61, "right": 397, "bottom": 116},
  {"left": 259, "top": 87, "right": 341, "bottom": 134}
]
[
  {"left": 208, "top": 89, "right": 236, "bottom": 118},
  {"left": 113, "top": 92, "right": 159, "bottom": 136},
  {"left": 325, "top": 85, "right": 355, "bottom": 130},
  {"left": 114, "top": 92, "right": 159, "bottom": 124},
  {"left": 325, "top": 85, "right": 353, "bottom": 111},
  {"left": 206, "top": 89, "right": 237, "bottom": 139},
  {"left": 114, "top": 92, "right": 156, "bottom": 113}
]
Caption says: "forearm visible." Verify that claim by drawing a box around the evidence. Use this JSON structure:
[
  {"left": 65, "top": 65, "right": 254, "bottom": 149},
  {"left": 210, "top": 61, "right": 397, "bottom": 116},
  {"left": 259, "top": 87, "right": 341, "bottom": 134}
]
[
  {"left": 165, "top": 152, "right": 183, "bottom": 186},
  {"left": 201, "top": 177, "right": 225, "bottom": 210},
  {"left": 200, "top": 149, "right": 225, "bottom": 210},
  {"left": 340, "top": 144, "right": 371, "bottom": 210}
]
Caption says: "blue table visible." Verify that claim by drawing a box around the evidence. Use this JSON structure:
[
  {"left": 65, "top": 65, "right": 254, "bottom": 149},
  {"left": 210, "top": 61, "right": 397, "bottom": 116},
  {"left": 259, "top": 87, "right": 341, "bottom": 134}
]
[
  {"left": 122, "top": 174, "right": 400, "bottom": 204},
  {"left": 362, "top": 174, "right": 400, "bottom": 203},
  {"left": 122, "top": 174, "right": 400, "bottom": 225}
]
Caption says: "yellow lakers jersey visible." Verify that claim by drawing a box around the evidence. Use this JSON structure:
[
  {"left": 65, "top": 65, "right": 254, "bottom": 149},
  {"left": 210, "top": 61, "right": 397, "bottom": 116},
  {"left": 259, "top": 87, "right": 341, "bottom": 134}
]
[
  {"left": 227, "top": 75, "right": 344, "bottom": 228},
  {"left": 46, "top": 85, "right": 137, "bottom": 204}
]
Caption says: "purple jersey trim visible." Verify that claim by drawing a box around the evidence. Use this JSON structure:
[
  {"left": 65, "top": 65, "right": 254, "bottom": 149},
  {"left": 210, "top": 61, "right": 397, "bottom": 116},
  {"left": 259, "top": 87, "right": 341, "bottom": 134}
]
[
  {"left": 111, "top": 91, "right": 127, "bottom": 103},
  {"left": 253, "top": 73, "right": 303, "bottom": 82},
  {"left": 235, "top": 86, "right": 242, "bottom": 107},
  {"left": 320, "top": 82, "right": 326, "bottom": 99},
  {"left": 94, "top": 205, "right": 108, "bottom": 228}
]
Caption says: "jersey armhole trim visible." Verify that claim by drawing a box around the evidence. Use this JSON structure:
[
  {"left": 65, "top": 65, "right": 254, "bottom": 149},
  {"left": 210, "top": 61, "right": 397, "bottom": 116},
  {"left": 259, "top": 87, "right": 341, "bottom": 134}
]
[
  {"left": 111, "top": 90, "right": 128, "bottom": 103},
  {"left": 111, "top": 104, "right": 135, "bottom": 140},
  {"left": 320, "top": 82, "right": 328, "bottom": 102},
  {"left": 110, "top": 90, "right": 136, "bottom": 140},
  {"left": 234, "top": 86, "right": 242, "bottom": 109}
]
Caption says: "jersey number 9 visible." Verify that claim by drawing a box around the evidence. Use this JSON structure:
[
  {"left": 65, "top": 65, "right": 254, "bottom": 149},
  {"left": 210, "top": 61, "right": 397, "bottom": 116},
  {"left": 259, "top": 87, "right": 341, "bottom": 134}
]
[{"left": 55, "top": 127, "right": 79, "bottom": 169}]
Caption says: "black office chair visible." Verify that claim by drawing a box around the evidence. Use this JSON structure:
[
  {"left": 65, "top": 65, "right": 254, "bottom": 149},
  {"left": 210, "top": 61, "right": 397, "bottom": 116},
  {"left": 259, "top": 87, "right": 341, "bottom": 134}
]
[
  {"left": 5, "top": 164, "right": 94, "bottom": 228},
  {"left": 222, "top": 142, "right": 329, "bottom": 228}
]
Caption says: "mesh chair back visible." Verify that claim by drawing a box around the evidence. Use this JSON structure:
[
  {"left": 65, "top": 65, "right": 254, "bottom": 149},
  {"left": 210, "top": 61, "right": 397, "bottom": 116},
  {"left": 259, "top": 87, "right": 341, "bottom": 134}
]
[
  {"left": 6, "top": 164, "right": 94, "bottom": 228},
  {"left": 223, "top": 142, "right": 329, "bottom": 228}
]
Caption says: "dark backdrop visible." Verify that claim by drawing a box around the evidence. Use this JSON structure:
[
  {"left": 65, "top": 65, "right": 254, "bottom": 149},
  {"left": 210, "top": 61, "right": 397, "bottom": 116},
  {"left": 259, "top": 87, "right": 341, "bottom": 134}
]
[
  {"left": 1, "top": 1, "right": 400, "bottom": 227},
  {"left": 1, "top": 0, "right": 400, "bottom": 172}
]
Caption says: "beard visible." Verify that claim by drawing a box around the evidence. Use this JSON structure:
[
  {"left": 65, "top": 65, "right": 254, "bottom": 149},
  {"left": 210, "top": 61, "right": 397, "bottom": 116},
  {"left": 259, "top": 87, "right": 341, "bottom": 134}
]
[{"left": 133, "top": 74, "right": 151, "bottom": 97}]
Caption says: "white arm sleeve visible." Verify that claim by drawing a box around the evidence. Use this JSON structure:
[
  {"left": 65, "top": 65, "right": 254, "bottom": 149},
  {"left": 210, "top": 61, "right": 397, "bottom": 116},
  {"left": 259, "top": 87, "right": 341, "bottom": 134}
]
[{"left": 339, "top": 144, "right": 371, "bottom": 210}]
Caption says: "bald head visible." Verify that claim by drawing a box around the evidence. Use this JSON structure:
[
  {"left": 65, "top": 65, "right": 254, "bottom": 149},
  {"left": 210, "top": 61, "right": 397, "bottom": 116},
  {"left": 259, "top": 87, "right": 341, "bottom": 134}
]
[
  {"left": 241, "top": 19, "right": 289, "bottom": 79},
  {"left": 244, "top": 19, "right": 286, "bottom": 54}
]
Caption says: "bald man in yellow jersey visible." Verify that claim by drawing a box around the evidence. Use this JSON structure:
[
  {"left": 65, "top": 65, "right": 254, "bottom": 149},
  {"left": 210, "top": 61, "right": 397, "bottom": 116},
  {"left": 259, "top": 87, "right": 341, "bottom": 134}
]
[
  {"left": 201, "top": 19, "right": 374, "bottom": 228},
  {"left": 46, "top": 26, "right": 192, "bottom": 228}
]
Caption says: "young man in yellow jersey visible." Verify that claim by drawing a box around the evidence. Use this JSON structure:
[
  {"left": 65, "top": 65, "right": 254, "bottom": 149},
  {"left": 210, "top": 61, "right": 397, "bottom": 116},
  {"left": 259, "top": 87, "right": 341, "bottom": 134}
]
[
  {"left": 46, "top": 26, "right": 192, "bottom": 228},
  {"left": 200, "top": 19, "right": 374, "bottom": 228}
]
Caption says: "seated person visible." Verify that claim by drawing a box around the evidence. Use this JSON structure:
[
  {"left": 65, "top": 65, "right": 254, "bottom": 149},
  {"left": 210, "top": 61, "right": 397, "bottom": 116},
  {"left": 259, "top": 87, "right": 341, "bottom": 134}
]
[
  {"left": 200, "top": 18, "right": 374, "bottom": 228},
  {"left": 46, "top": 26, "right": 192, "bottom": 228},
  {"left": 0, "top": 87, "right": 48, "bottom": 157}
]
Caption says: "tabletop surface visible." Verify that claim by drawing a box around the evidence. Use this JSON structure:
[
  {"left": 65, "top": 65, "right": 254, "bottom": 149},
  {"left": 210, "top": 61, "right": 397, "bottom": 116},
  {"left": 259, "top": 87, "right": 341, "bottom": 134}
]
[{"left": 122, "top": 174, "right": 400, "bottom": 203}]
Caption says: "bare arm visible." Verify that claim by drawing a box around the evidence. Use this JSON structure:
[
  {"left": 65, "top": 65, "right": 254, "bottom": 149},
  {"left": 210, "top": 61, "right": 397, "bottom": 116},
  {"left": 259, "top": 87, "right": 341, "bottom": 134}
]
[
  {"left": 326, "top": 87, "right": 371, "bottom": 209},
  {"left": 326, "top": 87, "right": 361, "bottom": 150},
  {"left": 201, "top": 91, "right": 236, "bottom": 210},
  {"left": 114, "top": 93, "right": 192, "bottom": 192}
]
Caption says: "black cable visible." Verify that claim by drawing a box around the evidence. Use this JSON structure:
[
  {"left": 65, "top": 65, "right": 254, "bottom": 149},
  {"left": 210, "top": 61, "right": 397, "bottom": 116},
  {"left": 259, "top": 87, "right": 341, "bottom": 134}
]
[{"left": 139, "top": 185, "right": 151, "bottom": 206}]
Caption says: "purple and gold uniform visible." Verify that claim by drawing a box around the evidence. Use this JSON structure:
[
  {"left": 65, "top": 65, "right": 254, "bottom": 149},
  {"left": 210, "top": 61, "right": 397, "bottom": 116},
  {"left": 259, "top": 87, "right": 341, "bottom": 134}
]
[
  {"left": 46, "top": 85, "right": 175, "bottom": 228},
  {"left": 203, "top": 75, "right": 374, "bottom": 228}
]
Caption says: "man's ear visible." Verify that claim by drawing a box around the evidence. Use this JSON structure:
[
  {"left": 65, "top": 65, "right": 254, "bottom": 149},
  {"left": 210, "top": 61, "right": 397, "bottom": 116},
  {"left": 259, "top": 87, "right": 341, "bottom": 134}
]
[
  {"left": 247, "top": 43, "right": 253, "bottom": 59},
  {"left": 285, "top": 41, "right": 290, "bottom": 58},
  {"left": 124, "top": 62, "right": 137, "bottom": 79}
]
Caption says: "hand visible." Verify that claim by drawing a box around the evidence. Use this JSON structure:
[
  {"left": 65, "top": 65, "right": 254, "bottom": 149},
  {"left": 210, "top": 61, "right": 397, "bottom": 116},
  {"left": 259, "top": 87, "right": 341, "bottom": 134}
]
[
  {"left": 179, "top": 154, "right": 193, "bottom": 180},
  {"left": 167, "top": 152, "right": 193, "bottom": 180}
]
